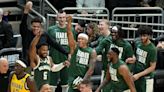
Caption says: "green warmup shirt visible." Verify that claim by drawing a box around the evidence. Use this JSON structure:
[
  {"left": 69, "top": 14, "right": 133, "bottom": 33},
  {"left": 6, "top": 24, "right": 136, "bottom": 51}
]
[
  {"left": 48, "top": 25, "right": 70, "bottom": 63},
  {"left": 48, "top": 24, "right": 75, "bottom": 86},
  {"left": 109, "top": 60, "right": 129, "bottom": 92},
  {"left": 110, "top": 39, "right": 134, "bottom": 72},
  {"left": 135, "top": 41, "right": 157, "bottom": 77},
  {"left": 134, "top": 40, "right": 157, "bottom": 92},
  {"left": 68, "top": 46, "right": 93, "bottom": 89},
  {"left": 34, "top": 56, "right": 51, "bottom": 90},
  {"left": 96, "top": 35, "right": 112, "bottom": 71}
]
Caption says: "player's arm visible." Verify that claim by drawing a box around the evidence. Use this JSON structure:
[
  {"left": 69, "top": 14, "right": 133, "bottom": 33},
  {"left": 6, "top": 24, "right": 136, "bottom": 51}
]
[
  {"left": 125, "top": 55, "right": 136, "bottom": 64},
  {"left": 66, "top": 16, "right": 76, "bottom": 55},
  {"left": 119, "top": 65, "right": 136, "bottom": 92},
  {"left": 50, "top": 57, "right": 70, "bottom": 72},
  {"left": 125, "top": 44, "right": 136, "bottom": 64},
  {"left": 95, "top": 38, "right": 107, "bottom": 55},
  {"left": 133, "top": 62, "right": 156, "bottom": 80},
  {"left": 83, "top": 49, "right": 97, "bottom": 81},
  {"left": 133, "top": 48, "right": 157, "bottom": 80},
  {"left": 45, "top": 32, "right": 69, "bottom": 55},
  {"left": 26, "top": 76, "right": 38, "bottom": 92},
  {"left": 95, "top": 65, "right": 111, "bottom": 92},
  {"left": 29, "top": 33, "right": 41, "bottom": 68},
  {"left": 20, "top": 1, "right": 32, "bottom": 36},
  {"left": 8, "top": 72, "right": 14, "bottom": 92}
]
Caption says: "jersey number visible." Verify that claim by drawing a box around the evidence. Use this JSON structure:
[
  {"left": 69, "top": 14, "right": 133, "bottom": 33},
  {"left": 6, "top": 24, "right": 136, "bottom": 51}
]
[{"left": 43, "top": 71, "right": 48, "bottom": 80}]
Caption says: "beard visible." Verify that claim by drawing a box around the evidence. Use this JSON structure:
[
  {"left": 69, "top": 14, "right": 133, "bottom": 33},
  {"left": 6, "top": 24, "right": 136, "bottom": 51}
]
[{"left": 39, "top": 54, "right": 47, "bottom": 58}]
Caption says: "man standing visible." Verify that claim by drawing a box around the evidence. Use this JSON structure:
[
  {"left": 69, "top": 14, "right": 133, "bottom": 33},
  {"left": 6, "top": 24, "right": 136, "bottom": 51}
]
[
  {"left": 0, "top": 8, "right": 13, "bottom": 50},
  {"left": 95, "top": 47, "right": 136, "bottom": 92},
  {"left": 8, "top": 59, "right": 37, "bottom": 92},
  {"left": 110, "top": 25, "right": 135, "bottom": 72},
  {"left": 0, "top": 58, "right": 10, "bottom": 92},
  {"left": 66, "top": 16, "right": 97, "bottom": 92},
  {"left": 48, "top": 10, "right": 75, "bottom": 92},
  {"left": 29, "top": 33, "right": 70, "bottom": 91},
  {"left": 20, "top": 1, "right": 68, "bottom": 65},
  {"left": 133, "top": 26, "right": 157, "bottom": 92}
]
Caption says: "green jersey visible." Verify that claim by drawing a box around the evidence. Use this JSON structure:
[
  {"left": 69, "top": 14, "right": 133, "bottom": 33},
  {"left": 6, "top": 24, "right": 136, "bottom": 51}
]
[
  {"left": 68, "top": 46, "right": 93, "bottom": 87},
  {"left": 110, "top": 39, "right": 134, "bottom": 61},
  {"left": 110, "top": 39, "right": 134, "bottom": 72},
  {"left": 109, "top": 60, "right": 129, "bottom": 91},
  {"left": 34, "top": 56, "right": 51, "bottom": 90},
  {"left": 135, "top": 42, "right": 157, "bottom": 77},
  {"left": 96, "top": 35, "right": 112, "bottom": 71},
  {"left": 48, "top": 25, "right": 75, "bottom": 63}
]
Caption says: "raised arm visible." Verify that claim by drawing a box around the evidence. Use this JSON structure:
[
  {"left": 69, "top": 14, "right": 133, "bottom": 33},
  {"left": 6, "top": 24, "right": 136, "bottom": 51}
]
[
  {"left": 83, "top": 49, "right": 97, "bottom": 81},
  {"left": 119, "top": 65, "right": 136, "bottom": 92},
  {"left": 29, "top": 33, "right": 41, "bottom": 68},
  {"left": 66, "top": 16, "right": 76, "bottom": 55},
  {"left": 20, "top": 1, "right": 32, "bottom": 36}
]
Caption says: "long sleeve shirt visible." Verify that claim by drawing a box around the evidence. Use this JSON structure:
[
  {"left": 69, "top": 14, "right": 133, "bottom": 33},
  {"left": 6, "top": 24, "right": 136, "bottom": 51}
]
[{"left": 20, "top": 14, "right": 68, "bottom": 64}]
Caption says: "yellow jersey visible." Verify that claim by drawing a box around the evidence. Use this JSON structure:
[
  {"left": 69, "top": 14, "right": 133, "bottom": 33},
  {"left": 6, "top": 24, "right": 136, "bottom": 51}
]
[{"left": 10, "top": 73, "right": 30, "bottom": 92}]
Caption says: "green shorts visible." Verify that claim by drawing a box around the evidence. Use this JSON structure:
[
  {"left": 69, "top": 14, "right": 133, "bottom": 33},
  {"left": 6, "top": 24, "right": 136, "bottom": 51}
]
[
  {"left": 135, "top": 77, "right": 146, "bottom": 92},
  {"left": 102, "top": 82, "right": 112, "bottom": 92},
  {"left": 49, "top": 67, "right": 68, "bottom": 86}
]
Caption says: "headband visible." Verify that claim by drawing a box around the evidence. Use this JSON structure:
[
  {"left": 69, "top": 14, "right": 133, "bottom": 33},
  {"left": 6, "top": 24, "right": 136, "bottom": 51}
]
[
  {"left": 78, "top": 33, "right": 89, "bottom": 41},
  {"left": 16, "top": 60, "right": 27, "bottom": 68}
]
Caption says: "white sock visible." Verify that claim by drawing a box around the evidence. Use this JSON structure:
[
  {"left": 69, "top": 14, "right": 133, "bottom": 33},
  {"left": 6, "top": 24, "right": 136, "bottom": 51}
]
[
  {"left": 50, "top": 85, "right": 57, "bottom": 92},
  {"left": 61, "top": 85, "right": 68, "bottom": 92}
]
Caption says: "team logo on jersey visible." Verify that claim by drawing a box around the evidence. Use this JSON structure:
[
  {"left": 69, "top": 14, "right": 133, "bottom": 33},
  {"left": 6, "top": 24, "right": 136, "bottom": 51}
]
[
  {"left": 136, "top": 48, "right": 147, "bottom": 64},
  {"left": 76, "top": 50, "right": 89, "bottom": 66},
  {"left": 109, "top": 65, "right": 119, "bottom": 81},
  {"left": 56, "top": 32, "right": 68, "bottom": 45}
]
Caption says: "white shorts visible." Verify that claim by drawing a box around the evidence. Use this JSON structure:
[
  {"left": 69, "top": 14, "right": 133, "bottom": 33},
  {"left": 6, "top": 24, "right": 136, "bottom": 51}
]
[{"left": 146, "top": 78, "right": 154, "bottom": 92}]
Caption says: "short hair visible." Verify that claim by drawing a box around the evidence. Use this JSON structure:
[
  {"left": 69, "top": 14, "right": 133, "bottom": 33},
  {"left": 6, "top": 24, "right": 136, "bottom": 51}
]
[
  {"left": 111, "top": 47, "right": 120, "bottom": 55},
  {"left": 31, "top": 18, "right": 42, "bottom": 24},
  {"left": 78, "top": 20, "right": 86, "bottom": 28},
  {"left": 137, "top": 26, "right": 153, "bottom": 35},
  {"left": 36, "top": 43, "right": 48, "bottom": 49},
  {"left": 81, "top": 80, "right": 92, "bottom": 88},
  {"left": 58, "top": 9, "right": 66, "bottom": 14},
  {"left": 100, "top": 19, "right": 110, "bottom": 27}
]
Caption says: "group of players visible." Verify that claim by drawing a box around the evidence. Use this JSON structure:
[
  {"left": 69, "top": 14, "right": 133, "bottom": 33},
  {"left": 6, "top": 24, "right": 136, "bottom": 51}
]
[{"left": 6, "top": 1, "right": 157, "bottom": 92}]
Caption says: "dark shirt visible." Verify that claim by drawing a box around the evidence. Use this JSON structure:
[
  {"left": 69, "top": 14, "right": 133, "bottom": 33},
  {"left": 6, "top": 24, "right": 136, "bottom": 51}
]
[
  {"left": 0, "top": 20, "right": 13, "bottom": 49},
  {"left": 20, "top": 14, "right": 68, "bottom": 65},
  {"left": 0, "top": 70, "right": 10, "bottom": 92}
]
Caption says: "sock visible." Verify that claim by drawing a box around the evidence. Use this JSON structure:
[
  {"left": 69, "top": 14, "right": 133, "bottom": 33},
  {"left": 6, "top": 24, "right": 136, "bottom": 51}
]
[
  {"left": 50, "top": 86, "right": 57, "bottom": 92},
  {"left": 61, "top": 85, "right": 69, "bottom": 92}
]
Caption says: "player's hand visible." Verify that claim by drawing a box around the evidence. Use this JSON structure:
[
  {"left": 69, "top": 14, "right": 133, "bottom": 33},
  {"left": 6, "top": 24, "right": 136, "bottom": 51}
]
[
  {"left": 66, "top": 15, "right": 72, "bottom": 23},
  {"left": 63, "top": 60, "right": 70, "bottom": 67},
  {"left": 125, "top": 57, "right": 135, "bottom": 64},
  {"left": 24, "top": 1, "right": 33, "bottom": 13},
  {"left": 133, "top": 74, "right": 140, "bottom": 81}
]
